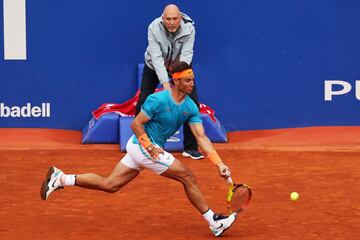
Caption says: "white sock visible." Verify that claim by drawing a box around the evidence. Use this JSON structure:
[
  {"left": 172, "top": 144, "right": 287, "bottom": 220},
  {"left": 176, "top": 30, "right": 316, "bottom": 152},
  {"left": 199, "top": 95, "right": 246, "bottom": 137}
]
[
  {"left": 202, "top": 209, "right": 215, "bottom": 225},
  {"left": 61, "top": 174, "right": 76, "bottom": 186}
]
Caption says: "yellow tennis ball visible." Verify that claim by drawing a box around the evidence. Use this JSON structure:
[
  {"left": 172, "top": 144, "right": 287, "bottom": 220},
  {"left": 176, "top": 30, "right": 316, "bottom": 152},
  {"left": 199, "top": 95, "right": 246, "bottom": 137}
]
[{"left": 290, "top": 192, "right": 299, "bottom": 201}]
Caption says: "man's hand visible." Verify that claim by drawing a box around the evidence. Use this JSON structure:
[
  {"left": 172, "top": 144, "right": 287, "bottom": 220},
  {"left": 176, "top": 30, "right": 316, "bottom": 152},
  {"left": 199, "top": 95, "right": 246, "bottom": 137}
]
[
  {"left": 162, "top": 82, "right": 171, "bottom": 90},
  {"left": 216, "top": 162, "right": 231, "bottom": 179},
  {"left": 146, "top": 145, "right": 165, "bottom": 161}
]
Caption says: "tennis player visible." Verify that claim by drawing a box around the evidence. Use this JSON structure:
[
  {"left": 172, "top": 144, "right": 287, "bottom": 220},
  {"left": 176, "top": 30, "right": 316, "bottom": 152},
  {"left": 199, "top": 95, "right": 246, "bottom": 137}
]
[{"left": 40, "top": 62, "right": 238, "bottom": 237}]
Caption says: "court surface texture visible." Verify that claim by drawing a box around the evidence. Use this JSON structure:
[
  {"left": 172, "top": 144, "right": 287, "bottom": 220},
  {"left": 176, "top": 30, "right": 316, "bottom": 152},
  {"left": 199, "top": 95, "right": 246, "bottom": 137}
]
[{"left": 0, "top": 127, "right": 359, "bottom": 240}]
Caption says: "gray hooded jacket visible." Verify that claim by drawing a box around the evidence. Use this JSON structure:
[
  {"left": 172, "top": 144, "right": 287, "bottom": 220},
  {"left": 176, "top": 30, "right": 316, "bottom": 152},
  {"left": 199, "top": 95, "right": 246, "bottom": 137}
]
[{"left": 144, "top": 13, "right": 195, "bottom": 84}]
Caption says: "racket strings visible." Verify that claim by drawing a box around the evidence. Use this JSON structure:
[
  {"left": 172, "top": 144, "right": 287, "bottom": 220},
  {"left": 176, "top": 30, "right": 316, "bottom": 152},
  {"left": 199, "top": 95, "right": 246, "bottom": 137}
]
[{"left": 229, "top": 186, "right": 251, "bottom": 212}]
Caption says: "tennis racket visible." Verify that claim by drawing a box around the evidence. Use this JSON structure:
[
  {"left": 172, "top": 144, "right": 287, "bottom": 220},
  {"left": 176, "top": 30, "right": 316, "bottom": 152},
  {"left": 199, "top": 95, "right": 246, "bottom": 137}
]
[{"left": 226, "top": 177, "right": 252, "bottom": 213}]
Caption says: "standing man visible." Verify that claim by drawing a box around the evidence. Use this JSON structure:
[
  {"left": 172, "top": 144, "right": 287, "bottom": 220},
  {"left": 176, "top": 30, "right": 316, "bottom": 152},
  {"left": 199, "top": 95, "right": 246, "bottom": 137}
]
[
  {"left": 136, "top": 4, "right": 204, "bottom": 160},
  {"left": 41, "top": 62, "right": 238, "bottom": 237}
]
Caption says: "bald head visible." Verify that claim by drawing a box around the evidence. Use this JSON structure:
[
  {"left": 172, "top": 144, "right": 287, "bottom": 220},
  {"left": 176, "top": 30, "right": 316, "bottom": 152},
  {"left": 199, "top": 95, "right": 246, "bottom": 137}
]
[
  {"left": 162, "top": 4, "right": 182, "bottom": 33},
  {"left": 163, "top": 4, "right": 180, "bottom": 15}
]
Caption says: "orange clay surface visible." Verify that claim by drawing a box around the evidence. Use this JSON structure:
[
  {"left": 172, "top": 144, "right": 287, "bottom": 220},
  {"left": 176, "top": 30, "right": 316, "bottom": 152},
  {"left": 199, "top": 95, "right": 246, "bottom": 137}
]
[{"left": 0, "top": 127, "right": 359, "bottom": 240}]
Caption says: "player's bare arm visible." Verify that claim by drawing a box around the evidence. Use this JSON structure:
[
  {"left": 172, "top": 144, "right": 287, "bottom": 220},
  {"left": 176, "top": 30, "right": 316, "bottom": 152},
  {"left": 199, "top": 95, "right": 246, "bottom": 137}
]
[
  {"left": 131, "top": 112, "right": 164, "bottom": 159},
  {"left": 189, "top": 123, "right": 231, "bottom": 178}
]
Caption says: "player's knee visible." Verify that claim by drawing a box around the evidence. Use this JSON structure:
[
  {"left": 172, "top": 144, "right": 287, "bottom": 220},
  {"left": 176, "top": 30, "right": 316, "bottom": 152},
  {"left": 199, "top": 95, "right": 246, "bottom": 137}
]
[
  {"left": 180, "top": 170, "right": 197, "bottom": 187},
  {"left": 103, "top": 186, "right": 118, "bottom": 193},
  {"left": 102, "top": 179, "right": 122, "bottom": 193}
]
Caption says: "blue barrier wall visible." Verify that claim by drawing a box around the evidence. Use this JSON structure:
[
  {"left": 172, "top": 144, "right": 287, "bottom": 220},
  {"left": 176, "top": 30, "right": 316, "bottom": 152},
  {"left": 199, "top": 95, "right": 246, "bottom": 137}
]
[{"left": 1, "top": 0, "right": 360, "bottom": 131}]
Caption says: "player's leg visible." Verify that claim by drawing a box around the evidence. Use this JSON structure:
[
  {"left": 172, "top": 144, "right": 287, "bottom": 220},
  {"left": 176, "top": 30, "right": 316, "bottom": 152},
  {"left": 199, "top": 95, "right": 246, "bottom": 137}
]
[
  {"left": 40, "top": 156, "right": 140, "bottom": 200},
  {"left": 160, "top": 158, "right": 208, "bottom": 213},
  {"left": 74, "top": 159, "right": 139, "bottom": 193},
  {"left": 135, "top": 64, "right": 160, "bottom": 115},
  {"left": 159, "top": 157, "right": 238, "bottom": 236}
]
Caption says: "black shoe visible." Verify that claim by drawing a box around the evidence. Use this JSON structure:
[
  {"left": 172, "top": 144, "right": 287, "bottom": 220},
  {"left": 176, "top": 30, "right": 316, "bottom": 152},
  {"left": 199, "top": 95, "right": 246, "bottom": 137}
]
[{"left": 182, "top": 149, "right": 204, "bottom": 160}]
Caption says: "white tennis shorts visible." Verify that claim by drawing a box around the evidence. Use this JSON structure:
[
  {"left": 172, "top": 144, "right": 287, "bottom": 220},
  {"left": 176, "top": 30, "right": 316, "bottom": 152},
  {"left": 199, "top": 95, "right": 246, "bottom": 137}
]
[{"left": 120, "top": 137, "right": 175, "bottom": 174}]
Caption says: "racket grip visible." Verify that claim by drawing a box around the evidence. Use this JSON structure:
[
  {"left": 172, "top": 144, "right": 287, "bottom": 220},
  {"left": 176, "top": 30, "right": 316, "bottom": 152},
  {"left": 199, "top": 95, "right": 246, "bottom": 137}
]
[{"left": 226, "top": 176, "right": 233, "bottom": 184}]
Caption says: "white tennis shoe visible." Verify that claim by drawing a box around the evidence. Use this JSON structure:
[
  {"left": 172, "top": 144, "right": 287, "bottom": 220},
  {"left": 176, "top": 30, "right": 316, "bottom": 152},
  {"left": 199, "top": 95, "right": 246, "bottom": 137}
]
[
  {"left": 210, "top": 212, "right": 238, "bottom": 237},
  {"left": 40, "top": 166, "right": 64, "bottom": 200}
]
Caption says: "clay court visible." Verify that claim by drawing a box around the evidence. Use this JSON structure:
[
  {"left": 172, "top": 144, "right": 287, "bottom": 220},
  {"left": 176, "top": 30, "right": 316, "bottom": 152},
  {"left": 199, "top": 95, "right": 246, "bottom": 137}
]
[{"left": 1, "top": 127, "right": 359, "bottom": 240}]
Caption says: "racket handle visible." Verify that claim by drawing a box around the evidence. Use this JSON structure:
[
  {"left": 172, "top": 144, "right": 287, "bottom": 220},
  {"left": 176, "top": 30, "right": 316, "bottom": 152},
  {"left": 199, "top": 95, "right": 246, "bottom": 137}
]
[{"left": 226, "top": 176, "right": 233, "bottom": 184}]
